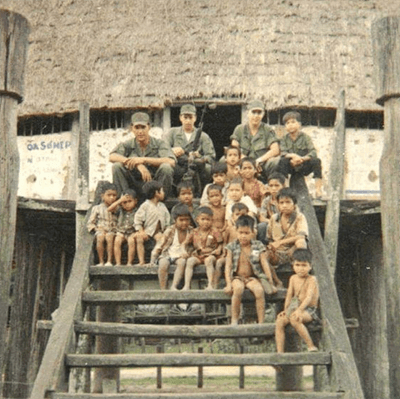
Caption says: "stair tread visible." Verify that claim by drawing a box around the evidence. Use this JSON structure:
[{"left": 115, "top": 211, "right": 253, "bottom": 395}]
[
  {"left": 52, "top": 392, "right": 344, "bottom": 399},
  {"left": 66, "top": 352, "right": 331, "bottom": 367},
  {"left": 82, "top": 289, "right": 287, "bottom": 304}
]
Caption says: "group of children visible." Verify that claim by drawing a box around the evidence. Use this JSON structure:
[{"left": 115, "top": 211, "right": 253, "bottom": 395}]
[{"left": 86, "top": 110, "right": 321, "bottom": 353}]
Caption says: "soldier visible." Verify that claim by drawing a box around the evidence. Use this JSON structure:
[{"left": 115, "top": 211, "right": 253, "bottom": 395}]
[{"left": 164, "top": 104, "right": 216, "bottom": 194}]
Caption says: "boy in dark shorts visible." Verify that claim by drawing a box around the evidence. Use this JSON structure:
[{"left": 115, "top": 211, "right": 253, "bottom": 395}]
[
  {"left": 170, "top": 181, "right": 198, "bottom": 226},
  {"left": 277, "top": 111, "right": 323, "bottom": 198},
  {"left": 134, "top": 181, "right": 170, "bottom": 265},
  {"left": 275, "top": 248, "right": 319, "bottom": 352},
  {"left": 224, "top": 215, "right": 277, "bottom": 325}
]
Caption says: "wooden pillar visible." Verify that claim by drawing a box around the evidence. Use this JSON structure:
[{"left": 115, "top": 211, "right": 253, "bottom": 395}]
[
  {"left": 93, "top": 278, "right": 120, "bottom": 393},
  {"left": 324, "top": 89, "right": 346, "bottom": 276},
  {"left": 372, "top": 16, "right": 400, "bottom": 399},
  {"left": 0, "top": 10, "right": 29, "bottom": 374}
]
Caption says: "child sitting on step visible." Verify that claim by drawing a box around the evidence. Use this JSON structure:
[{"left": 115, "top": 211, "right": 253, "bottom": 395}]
[
  {"left": 107, "top": 189, "right": 138, "bottom": 266},
  {"left": 87, "top": 182, "right": 118, "bottom": 266},
  {"left": 224, "top": 215, "right": 277, "bottom": 325},
  {"left": 182, "top": 206, "right": 223, "bottom": 291},
  {"left": 151, "top": 204, "right": 194, "bottom": 290},
  {"left": 275, "top": 248, "right": 319, "bottom": 352},
  {"left": 170, "top": 181, "right": 198, "bottom": 226},
  {"left": 134, "top": 181, "right": 170, "bottom": 265}
]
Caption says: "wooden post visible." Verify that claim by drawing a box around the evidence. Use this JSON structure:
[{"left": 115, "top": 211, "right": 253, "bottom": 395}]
[
  {"left": 0, "top": 10, "right": 29, "bottom": 375},
  {"left": 372, "top": 16, "right": 400, "bottom": 399},
  {"left": 93, "top": 278, "right": 120, "bottom": 393},
  {"left": 197, "top": 346, "right": 203, "bottom": 388},
  {"left": 324, "top": 89, "right": 346, "bottom": 276}
]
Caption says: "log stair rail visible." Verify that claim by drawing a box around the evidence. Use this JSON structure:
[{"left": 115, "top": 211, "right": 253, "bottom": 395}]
[{"left": 30, "top": 175, "right": 364, "bottom": 399}]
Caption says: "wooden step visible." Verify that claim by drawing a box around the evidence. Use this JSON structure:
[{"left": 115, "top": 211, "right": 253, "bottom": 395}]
[
  {"left": 37, "top": 319, "right": 359, "bottom": 337},
  {"left": 52, "top": 392, "right": 345, "bottom": 399},
  {"left": 82, "top": 289, "right": 287, "bottom": 305},
  {"left": 66, "top": 352, "right": 331, "bottom": 368}
]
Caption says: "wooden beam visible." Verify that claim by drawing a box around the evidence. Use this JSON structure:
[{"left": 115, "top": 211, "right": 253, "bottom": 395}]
[
  {"left": 51, "top": 391, "right": 345, "bottom": 399},
  {"left": 29, "top": 212, "right": 94, "bottom": 399},
  {"left": 372, "top": 16, "right": 400, "bottom": 399},
  {"left": 324, "top": 89, "right": 346, "bottom": 276},
  {"left": 82, "top": 289, "right": 287, "bottom": 305},
  {"left": 0, "top": 10, "right": 29, "bottom": 375},
  {"left": 290, "top": 174, "right": 364, "bottom": 399},
  {"left": 66, "top": 352, "right": 331, "bottom": 368}
]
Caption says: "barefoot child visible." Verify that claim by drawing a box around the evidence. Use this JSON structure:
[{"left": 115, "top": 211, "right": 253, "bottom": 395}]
[
  {"left": 200, "top": 162, "right": 229, "bottom": 206},
  {"left": 225, "top": 145, "right": 241, "bottom": 181},
  {"left": 224, "top": 215, "right": 277, "bottom": 325},
  {"left": 207, "top": 184, "right": 226, "bottom": 232},
  {"left": 259, "top": 172, "right": 286, "bottom": 224},
  {"left": 275, "top": 248, "right": 319, "bottom": 352},
  {"left": 240, "top": 157, "right": 268, "bottom": 209},
  {"left": 171, "top": 181, "right": 198, "bottom": 225},
  {"left": 213, "top": 203, "right": 250, "bottom": 289},
  {"left": 266, "top": 187, "right": 308, "bottom": 268},
  {"left": 107, "top": 189, "right": 138, "bottom": 266},
  {"left": 151, "top": 204, "right": 193, "bottom": 290},
  {"left": 183, "top": 206, "right": 223, "bottom": 291},
  {"left": 87, "top": 182, "right": 118, "bottom": 266},
  {"left": 225, "top": 177, "right": 258, "bottom": 221},
  {"left": 134, "top": 181, "right": 170, "bottom": 265}
]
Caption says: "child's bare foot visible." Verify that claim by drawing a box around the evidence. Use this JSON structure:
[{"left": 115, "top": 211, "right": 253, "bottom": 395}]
[
  {"left": 204, "top": 285, "right": 214, "bottom": 291},
  {"left": 126, "top": 263, "right": 133, "bottom": 266},
  {"left": 308, "top": 346, "right": 318, "bottom": 352},
  {"left": 115, "top": 264, "right": 121, "bottom": 267},
  {"left": 170, "top": 286, "right": 178, "bottom": 291},
  {"left": 181, "top": 285, "right": 190, "bottom": 291},
  {"left": 96, "top": 263, "right": 105, "bottom": 267},
  {"left": 105, "top": 262, "right": 113, "bottom": 266}
]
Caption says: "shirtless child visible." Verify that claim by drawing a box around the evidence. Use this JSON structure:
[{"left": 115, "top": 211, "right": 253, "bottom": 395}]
[
  {"left": 275, "top": 248, "right": 319, "bottom": 352},
  {"left": 207, "top": 184, "right": 226, "bottom": 232},
  {"left": 224, "top": 215, "right": 277, "bottom": 325}
]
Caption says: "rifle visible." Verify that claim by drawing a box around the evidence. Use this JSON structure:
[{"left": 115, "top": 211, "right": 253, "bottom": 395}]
[{"left": 181, "top": 103, "right": 216, "bottom": 191}]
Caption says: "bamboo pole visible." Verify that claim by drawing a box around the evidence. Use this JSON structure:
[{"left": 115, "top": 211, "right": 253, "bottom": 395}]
[
  {"left": 0, "top": 9, "right": 29, "bottom": 375},
  {"left": 372, "top": 16, "right": 400, "bottom": 399}
]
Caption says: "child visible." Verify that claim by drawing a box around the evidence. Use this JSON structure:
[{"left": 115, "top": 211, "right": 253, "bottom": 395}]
[
  {"left": 87, "top": 182, "right": 118, "bottom": 266},
  {"left": 275, "top": 248, "right": 319, "bottom": 352},
  {"left": 200, "top": 162, "right": 229, "bottom": 206},
  {"left": 225, "top": 177, "right": 258, "bottom": 221},
  {"left": 277, "top": 111, "right": 323, "bottom": 198},
  {"left": 259, "top": 172, "right": 286, "bottom": 223},
  {"left": 134, "top": 181, "right": 170, "bottom": 265},
  {"left": 224, "top": 215, "right": 277, "bottom": 325},
  {"left": 225, "top": 145, "right": 241, "bottom": 181},
  {"left": 266, "top": 188, "right": 308, "bottom": 269},
  {"left": 207, "top": 184, "right": 226, "bottom": 231},
  {"left": 150, "top": 204, "right": 193, "bottom": 290},
  {"left": 213, "top": 203, "right": 250, "bottom": 288},
  {"left": 240, "top": 157, "right": 268, "bottom": 209},
  {"left": 108, "top": 189, "right": 138, "bottom": 266},
  {"left": 183, "top": 206, "right": 223, "bottom": 291},
  {"left": 171, "top": 181, "right": 198, "bottom": 225}
]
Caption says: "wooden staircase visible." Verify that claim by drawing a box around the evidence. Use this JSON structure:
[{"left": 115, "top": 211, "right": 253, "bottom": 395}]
[{"left": 29, "top": 175, "right": 365, "bottom": 399}]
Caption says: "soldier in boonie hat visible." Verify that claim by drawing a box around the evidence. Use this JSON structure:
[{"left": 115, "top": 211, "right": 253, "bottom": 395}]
[{"left": 131, "top": 112, "right": 150, "bottom": 126}]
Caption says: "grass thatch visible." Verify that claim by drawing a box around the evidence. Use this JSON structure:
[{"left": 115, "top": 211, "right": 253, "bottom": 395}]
[{"left": 0, "top": 0, "right": 398, "bottom": 116}]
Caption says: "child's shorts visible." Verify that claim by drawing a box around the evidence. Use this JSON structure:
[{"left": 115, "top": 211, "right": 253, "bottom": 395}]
[
  {"left": 157, "top": 256, "right": 183, "bottom": 265},
  {"left": 116, "top": 230, "right": 135, "bottom": 239},
  {"left": 305, "top": 306, "right": 320, "bottom": 322},
  {"left": 95, "top": 230, "right": 115, "bottom": 237}
]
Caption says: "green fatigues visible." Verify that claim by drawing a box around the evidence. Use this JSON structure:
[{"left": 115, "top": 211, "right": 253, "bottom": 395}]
[
  {"left": 230, "top": 122, "right": 280, "bottom": 181},
  {"left": 165, "top": 127, "right": 216, "bottom": 189},
  {"left": 110, "top": 136, "right": 175, "bottom": 198},
  {"left": 277, "top": 132, "right": 322, "bottom": 179}
]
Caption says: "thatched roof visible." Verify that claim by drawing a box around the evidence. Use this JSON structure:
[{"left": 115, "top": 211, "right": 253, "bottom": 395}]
[{"left": 1, "top": 0, "right": 398, "bottom": 116}]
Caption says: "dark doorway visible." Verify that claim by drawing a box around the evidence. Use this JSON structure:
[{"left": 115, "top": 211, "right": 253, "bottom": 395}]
[{"left": 170, "top": 105, "right": 242, "bottom": 160}]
